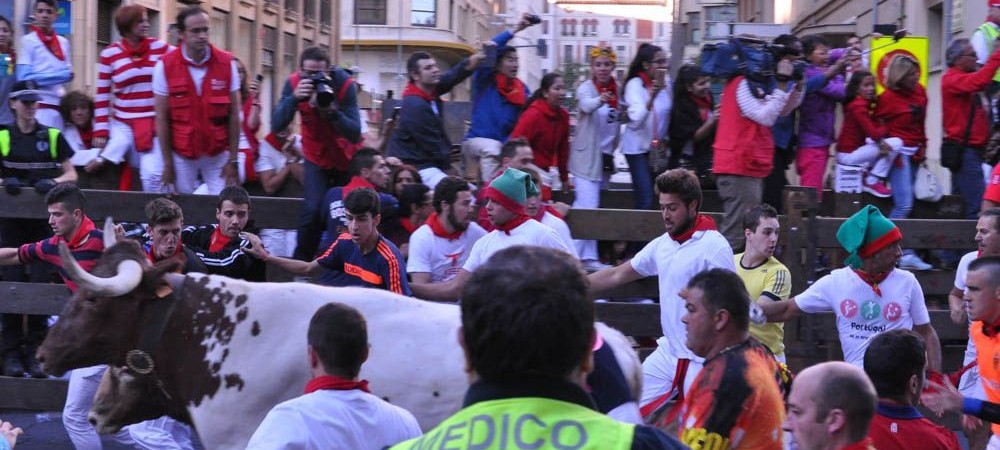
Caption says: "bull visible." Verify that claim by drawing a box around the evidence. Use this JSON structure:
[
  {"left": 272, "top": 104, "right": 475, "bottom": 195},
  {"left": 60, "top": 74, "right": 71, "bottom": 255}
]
[{"left": 37, "top": 237, "right": 642, "bottom": 450}]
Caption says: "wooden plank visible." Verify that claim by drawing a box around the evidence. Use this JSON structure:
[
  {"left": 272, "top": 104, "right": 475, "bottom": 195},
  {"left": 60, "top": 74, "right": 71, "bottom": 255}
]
[
  {"left": 552, "top": 189, "right": 727, "bottom": 212},
  {"left": 563, "top": 209, "right": 666, "bottom": 241},
  {"left": 590, "top": 277, "right": 659, "bottom": 300},
  {"left": 0, "top": 283, "right": 70, "bottom": 315},
  {"left": 594, "top": 302, "right": 663, "bottom": 337},
  {"left": 830, "top": 192, "right": 966, "bottom": 220},
  {"left": 0, "top": 377, "right": 68, "bottom": 411},
  {"left": 813, "top": 217, "right": 976, "bottom": 250}
]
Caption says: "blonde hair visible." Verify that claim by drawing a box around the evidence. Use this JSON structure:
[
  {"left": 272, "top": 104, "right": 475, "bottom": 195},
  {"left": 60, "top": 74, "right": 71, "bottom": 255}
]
[{"left": 884, "top": 55, "right": 918, "bottom": 91}]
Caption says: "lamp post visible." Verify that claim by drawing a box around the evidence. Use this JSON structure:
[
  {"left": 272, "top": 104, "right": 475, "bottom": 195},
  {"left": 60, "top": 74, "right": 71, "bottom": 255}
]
[{"left": 548, "top": 0, "right": 559, "bottom": 70}]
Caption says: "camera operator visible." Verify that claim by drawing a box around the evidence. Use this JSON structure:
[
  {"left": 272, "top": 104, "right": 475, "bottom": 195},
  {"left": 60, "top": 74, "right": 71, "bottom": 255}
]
[
  {"left": 272, "top": 46, "right": 362, "bottom": 262},
  {"left": 713, "top": 36, "right": 803, "bottom": 252}
]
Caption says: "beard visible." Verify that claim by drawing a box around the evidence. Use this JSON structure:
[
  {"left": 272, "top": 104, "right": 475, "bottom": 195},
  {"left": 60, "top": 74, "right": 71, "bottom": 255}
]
[{"left": 447, "top": 208, "right": 468, "bottom": 232}]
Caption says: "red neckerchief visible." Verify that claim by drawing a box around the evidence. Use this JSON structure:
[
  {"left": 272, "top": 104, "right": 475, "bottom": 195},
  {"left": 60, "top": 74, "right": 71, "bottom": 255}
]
[
  {"left": 31, "top": 26, "right": 64, "bottom": 61},
  {"left": 594, "top": 77, "right": 618, "bottom": 109},
  {"left": 145, "top": 241, "right": 183, "bottom": 263},
  {"left": 670, "top": 214, "right": 717, "bottom": 244},
  {"left": 691, "top": 93, "right": 713, "bottom": 122},
  {"left": 495, "top": 214, "right": 531, "bottom": 235},
  {"left": 65, "top": 216, "right": 96, "bottom": 249},
  {"left": 531, "top": 205, "right": 563, "bottom": 221},
  {"left": 77, "top": 126, "right": 94, "bottom": 149},
  {"left": 638, "top": 72, "right": 654, "bottom": 89},
  {"left": 403, "top": 82, "right": 437, "bottom": 102},
  {"left": 120, "top": 37, "right": 152, "bottom": 62},
  {"left": 264, "top": 133, "right": 282, "bottom": 150},
  {"left": 401, "top": 217, "right": 418, "bottom": 234},
  {"left": 839, "top": 438, "right": 876, "bottom": 450},
  {"left": 495, "top": 73, "right": 527, "bottom": 107},
  {"left": 426, "top": 212, "right": 463, "bottom": 241},
  {"left": 852, "top": 269, "right": 891, "bottom": 297},
  {"left": 342, "top": 175, "right": 377, "bottom": 197},
  {"left": 209, "top": 226, "right": 232, "bottom": 253},
  {"left": 304, "top": 375, "right": 370, "bottom": 394}
]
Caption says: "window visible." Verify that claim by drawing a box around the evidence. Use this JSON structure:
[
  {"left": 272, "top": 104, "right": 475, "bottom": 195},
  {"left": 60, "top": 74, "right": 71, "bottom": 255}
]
[
  {"left": 210, "top": 9, "right": 230, "bottom": 49},
  {"left": 704, "top": 5, "right": 737, "bottom": 22},
  {"left": 563, "top": 45, "right": 573, "bottom": 64},
  {"left": 285, "top": 0, "right": 298, "bottom": 13},
  {"left": 584, "top": 45, "right": 595, "bottom": 63},
  {"left": 412, "top": 0, "right": 436, "bottom": 27},
  {"left": 320, "top": 0, "right": 331, "bottom": 26},
  {"left": 687, "top": 12, "right": 701, "bottom": 44},
  {"left": 616, "top": 45, "right": 627, "bottom": 59},
  {"left": 237, "top": 18, "right": 255, "bottom": 65},
  {"left": 542, "top": 20, "right": 548, "bottom": 35},
  {"left": 561, "top": 19, "right": 577, "bottom": 36},
  {"left": 262, "top": 25, "right": 277, "bottom": 68},
  {"left": 613, "top": 19, "right": 630, "bottom": 36},
  {"left": 97, "top": 0, "right": 116, "bottom": 48},
  {"left": 356, "top": 0, "right": 386, "bottom": 25},
  {"left": 284, "top": 32, "right": 297, "bottom": 74},
  {"left": 303, "top": 0, "right": 316, "bottom": 20}
]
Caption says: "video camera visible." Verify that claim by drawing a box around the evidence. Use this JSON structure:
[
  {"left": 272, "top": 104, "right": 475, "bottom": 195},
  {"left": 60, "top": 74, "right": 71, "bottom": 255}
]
[
  {"left": 309, "top": 66, "right": 339, "bottom": 108},
  {"left": 701, "top": 37, "right": 804, "bottom": 97}
]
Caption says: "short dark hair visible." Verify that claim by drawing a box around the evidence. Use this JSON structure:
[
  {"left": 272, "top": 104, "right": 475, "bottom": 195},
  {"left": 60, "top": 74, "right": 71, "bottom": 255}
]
[
  {"left": 742, "top": 204, "right": 779, "bottom": 233},
  {"left": 655, "top": 169, "right": 702, "bottom": 211},
  {"left": 863, "top": 329, "right": 926, "bottom": 402},
  {"left": 406, "top": 51, "right": 434, "bottom": 83},
  {"left": 500, "top": 137, "right": 530, "bottom": 161},
  {"left": 813, "top": 366, "right": 877, "bottom": 442},
  {"left": 308, "top": 303, "right": 368, "bottom": 378},
  {"left": 35, "top": 0, "right": 57, "bottom": 9},
  {"left": 970, "top": 255, "right": 1000, "bottom": 287},
  {"left": 45, "top": 183, "right": 86, "bottom": 213},
  {"left": 0, "top": 16, "right": 11, "bottom": 32},
  {"left": 145, "top": 198, "right": 184, "bottom": 227},
  {"left": 398, "top": 183, "right": 430, "bottom": 217},
  {"left": 433, "top": 176, "right": 470, "bottom": 214},
  {"left": 981, "top": 208, "right": 1000, "bottom": 234},
  {"left": 344, "top": 187, "right": 380, "bottom": 217},
  {"left": 59, "top": 91, "right": 95, "bottom": 126},
  {"left": 686, "top": 268, "right": 751, "bottom": 330},
  {"left": 844, "top": 70, "right": 874, "bottom": 104},
  {"left": 348, "top": 148, "right": 381, "bottom": 177},
  {"left": 218, "top": 185, "right": 251, "bottom": 210},
  {"left": 299, "top": 46, "right": 330, "bottom": 69},
  {"left": 175, "top": 6, "right": 207, "bottom": 32},
  {"left": 801, "top": 34, "right": 830, "bottom": 58},
  {"left": 461, "top": 246, "right": 592, "bottom": 382},
  {"left": 115, "top": 4, "right": 147, "bottom": 36}
]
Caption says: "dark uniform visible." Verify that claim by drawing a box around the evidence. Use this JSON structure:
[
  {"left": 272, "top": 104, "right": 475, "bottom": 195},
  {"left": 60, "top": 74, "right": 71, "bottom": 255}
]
[{"left": 182, "top": 224, "right": 266, "bottom": 281}]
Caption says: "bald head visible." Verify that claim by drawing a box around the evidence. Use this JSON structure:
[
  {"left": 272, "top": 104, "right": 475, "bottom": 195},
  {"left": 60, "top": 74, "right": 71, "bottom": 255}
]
[{"left": 784, "top": 362, "right": 877, "bottom": 450}]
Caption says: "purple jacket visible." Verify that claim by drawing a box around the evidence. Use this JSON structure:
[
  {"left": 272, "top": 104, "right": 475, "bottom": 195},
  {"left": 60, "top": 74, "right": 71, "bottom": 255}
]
[{"left": 797, "top": 63, "right": 846, "bottom": 148}]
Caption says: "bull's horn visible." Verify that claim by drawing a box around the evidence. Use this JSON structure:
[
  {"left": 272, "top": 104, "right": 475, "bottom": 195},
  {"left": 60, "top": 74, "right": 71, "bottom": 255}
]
[
  {"left": 58, "top": 242, "right": 143, "bottom": 297},
  {"left": 103, "top": 217, "right": 117, "bottom": 249}
]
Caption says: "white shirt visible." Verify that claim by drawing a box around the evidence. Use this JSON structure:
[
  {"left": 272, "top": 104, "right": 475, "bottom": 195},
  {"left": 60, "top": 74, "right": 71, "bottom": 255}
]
[
  {"left": 629, "top": 230, "right": 736, "bottom": 361},
  {"left": 152, "top": 46, "right": 240, "bottom": 97},
  {"left": 463, "top": 219, "right": 574, "bottom": 273},
  {"left": 246, "top": 389, "right": 421, "bottom": 450},
  {"left": 62, "top": 124, "right": 100, "bottom": 166},
  {"left": 795, "top": 267, "right": 931, "bottom": 366},
  {"left": 255, "top": 135, "right": 302, "bottom": 173},
  {"left": 408, "top": 222, "right": 487, "bottom": 282},
  {"left": 539, "top": 211, "right": 576, "bottom": 258},
  {"left": 18, "top": 32, "right": 72, "bottom": 106},
  {"left": 621, "top": 77, "right": 671, "bottom": 155}
]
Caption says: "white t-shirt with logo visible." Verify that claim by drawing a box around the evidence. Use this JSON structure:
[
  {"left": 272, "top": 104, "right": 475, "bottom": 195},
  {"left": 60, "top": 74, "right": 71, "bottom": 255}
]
[
  {"left": 462, "top": 219, "right": 573, "bottom": 273},
  {"left": 795, "top": 267, "right": 931, "bottom": 366},
  {"left": 408, "top": 222, "right": 487, "bottom": 282},
  {"left": 630, "top": 230, "right": 736, "bottom": 361}
]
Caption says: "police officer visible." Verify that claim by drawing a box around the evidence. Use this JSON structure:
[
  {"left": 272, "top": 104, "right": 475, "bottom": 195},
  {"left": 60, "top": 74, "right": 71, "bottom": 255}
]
[{"left": 0, "top": 79, "right": 76, "bottom": 377}]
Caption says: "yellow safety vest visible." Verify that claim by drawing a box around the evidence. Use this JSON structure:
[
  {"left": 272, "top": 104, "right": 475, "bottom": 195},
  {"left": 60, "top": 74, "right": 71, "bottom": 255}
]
[
  {"left": 391, "top": 396, "right": 635, "bottom": 450},
  {"left": 976, "top": 23, "right": 1000, "bottom": 82},
  {"left": 0, "top": 127, "right": 60, "bottom": 160}
]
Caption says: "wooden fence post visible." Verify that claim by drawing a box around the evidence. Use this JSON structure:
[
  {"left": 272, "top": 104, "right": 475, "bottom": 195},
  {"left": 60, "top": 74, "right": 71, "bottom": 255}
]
[{"left": 783, "top": 186, "right": 819, "bottom": 366}]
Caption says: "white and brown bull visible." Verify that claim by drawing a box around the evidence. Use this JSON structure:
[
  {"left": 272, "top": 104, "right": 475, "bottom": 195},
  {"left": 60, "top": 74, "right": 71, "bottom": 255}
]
[{"left": 36, "top": 238, "right": 642, "bottom": 450}]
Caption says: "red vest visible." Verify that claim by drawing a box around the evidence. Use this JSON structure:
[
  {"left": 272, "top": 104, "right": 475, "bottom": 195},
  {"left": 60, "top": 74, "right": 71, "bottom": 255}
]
[
  {"left": 712, "top": 76, "right": 775, "bottom": 178},
  {"left": 162, "top": 45, "right": 233, "bottom": 159},
  {"left": 289, "top": 72, "right": 362, "bottom": 171}
]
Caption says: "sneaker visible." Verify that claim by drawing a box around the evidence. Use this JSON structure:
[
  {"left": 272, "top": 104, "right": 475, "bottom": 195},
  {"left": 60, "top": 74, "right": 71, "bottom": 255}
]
[
  {"left": 863, "top": 180, "right": 892, "bottom": 198},
  {"left": 899, "top": 253, "right": 933, "bottom": 271},
  {"left": 582, "top": 259, "right": 611, "bottom": 273}
]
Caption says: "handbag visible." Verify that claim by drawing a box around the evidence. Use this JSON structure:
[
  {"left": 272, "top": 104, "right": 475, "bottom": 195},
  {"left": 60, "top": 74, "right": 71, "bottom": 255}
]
[
  {"left": 941, "top": 95, "right": 978, "bottom": 172},
  {"left": 914, "top": 162, "right": 943, "bottom": 202}
]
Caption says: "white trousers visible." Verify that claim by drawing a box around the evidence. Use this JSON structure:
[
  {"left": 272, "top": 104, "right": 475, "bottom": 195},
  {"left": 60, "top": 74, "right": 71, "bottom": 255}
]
[
  {"left": 835, "top": 137, "right": 903, "bottom": 180},
  {"left": 63, "top": 365, "right": 135, "bottom": 450},
  {"left": 418, "top": 167, "right": 449, "bottom": 190},
  {"left": 572, "top": 177, "right": 601, "bottom": 262},
  {"left": 639, "top": 338, "right": 704, "bottom": 407},
  {"left": 462, "top": 137, "right": 503, "bottom": 183},
  {"left": 172, "top": 152, "right": 228, "bottom": 195},
  {"left": 260, "top": 229, "right": 297, "bottom": 258},
  {"left": 129, "top": 416, "right": 195, "bottom": 450}
]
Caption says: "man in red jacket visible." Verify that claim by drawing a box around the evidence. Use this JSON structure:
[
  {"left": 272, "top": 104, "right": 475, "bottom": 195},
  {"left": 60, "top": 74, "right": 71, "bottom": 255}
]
[
  {"left": 153, "top": 6, "right": 241, "bottom": 195},
  {"left": 942, "top": 38, "right": 1000, "bottom": 220}
]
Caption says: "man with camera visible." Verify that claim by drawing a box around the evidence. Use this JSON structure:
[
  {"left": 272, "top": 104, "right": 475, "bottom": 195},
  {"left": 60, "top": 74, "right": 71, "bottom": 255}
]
[
  {"left": 154, "top": 6, "right": 241, "bottom": 195},
  {"left": 272, "top": 46, "right": 363, "bottom": 262}
]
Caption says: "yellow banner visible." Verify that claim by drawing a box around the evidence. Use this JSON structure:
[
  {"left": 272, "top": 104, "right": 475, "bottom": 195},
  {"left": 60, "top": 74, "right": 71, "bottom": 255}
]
[{"left": 869, "top": 36, "right": 929, "bottom": 94}]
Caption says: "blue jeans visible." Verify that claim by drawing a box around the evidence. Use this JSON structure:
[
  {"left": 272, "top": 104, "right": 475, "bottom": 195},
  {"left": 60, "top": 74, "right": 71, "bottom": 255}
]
[
  {"left": 625, "top": 153, "right": 654, "bottom": 210},
  {"left": 888, "top": 155, "right": 913, "bottom": 220},
  {"left": 294, "top": 160, "right": 349, "bottom": 261},
  {"left": 952, "top": 147, "right": 985, "bottom": 220}
]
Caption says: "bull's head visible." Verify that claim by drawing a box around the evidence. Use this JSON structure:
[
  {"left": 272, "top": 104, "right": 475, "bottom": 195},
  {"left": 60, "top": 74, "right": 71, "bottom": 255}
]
[
  {"left": 36, "top": 221, "right": 183, "bottom": 376},
  {"left": 89, "top": 366, "right": 180, "bottom": 434}
]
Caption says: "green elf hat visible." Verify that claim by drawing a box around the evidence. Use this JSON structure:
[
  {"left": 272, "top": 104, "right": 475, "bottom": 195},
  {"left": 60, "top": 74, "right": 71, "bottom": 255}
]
[
  {"left": 836, "top": 205, "right": 903, "bottom": 269},
  {"left": 482, "top": 168, "right": 539, "bottom": 214}
]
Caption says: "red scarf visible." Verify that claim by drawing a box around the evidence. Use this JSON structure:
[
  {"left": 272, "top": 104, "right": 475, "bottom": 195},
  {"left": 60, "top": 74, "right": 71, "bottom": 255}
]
[
  {"left": 691, "top": 93, "right": 713, "bottom": 122},
  {"left": 120, "top": 37, "right": 152, "bottom": 62},
  {"left": 401, "top": 217, "right": 419, "bottom": 234},
  {"left": 426, "top": 212, "right": 463, "bottom": 241},
  {"left": 304, "top": 375, "right": 370, "bottom": 394},
  {"left": 852, "top": 269, "right": 891, "bottom": 297},
  {"left": 638, "top": 71, "right": 654, "bottom": 89},
  {"left": 77, "top": 126, "right": 94, "bottom": 149},
  {"left": 31, "top": 26, "right": 64, "bottom": 61},
  {"left": 494, "top": 214, "right": 531, "bottom": 235},
  {"left": 145, "top": 241, "right": 183, "bottom": 263},
  {"left": 839, "top": 438, "right": 876, "bottom": 450},
  {"left": 65, "top": 216, "right": 96, "bottom": 249},
  {"left": 403, "top": 82, "right": 437, "bottom": 102},
  {"left": 495, "top": 74, "right": 527, "bottom": 107},
  {"left": 670, "top": 214, "right": 717, "bottom": 244},
  {"left": 532, "top": 205, "right": 563, "bottom": 222},
  {"left": 209, "top": 226, "right": 232, "bottom": 253},
  {"left": 342, "top": 175, "right": 377, "bottom": 197},
  {"left": 265, "top": 132, "right": 283, "bottom": 150},
  {"left": 594, "top": 77, "right": 618, "bottom": 109}
]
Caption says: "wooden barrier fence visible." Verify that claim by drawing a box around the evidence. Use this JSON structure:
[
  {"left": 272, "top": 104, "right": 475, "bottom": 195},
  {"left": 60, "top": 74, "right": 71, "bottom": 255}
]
[{"left": 0, "top": 187, "right": 977, "bottom": 411}]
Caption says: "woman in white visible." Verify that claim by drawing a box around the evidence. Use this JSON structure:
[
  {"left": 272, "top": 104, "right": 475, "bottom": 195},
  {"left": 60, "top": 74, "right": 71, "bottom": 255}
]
[
  {"left": 60, "top": 91, "right": 122, "bottom": 190},
  {"left": 571, "top": 47, "right": 619, "bottom": 271},
  {"left": 621, "top": 43, "right": 671, "bottom": 210}
]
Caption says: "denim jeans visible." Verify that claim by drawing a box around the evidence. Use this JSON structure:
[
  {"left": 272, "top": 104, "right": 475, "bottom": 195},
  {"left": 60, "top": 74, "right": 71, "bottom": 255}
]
[
  {"left": 952, "top": 147, "right": 986, "bottom": 220},
  {"left": 294, "top": 160, "right": 349, "bottom": 261},
  {"left": 888, "top": 155, "right": 913, "bottom": 220},
  {"left": 625, "top": 153, "right": 654, "bottom": 210}
]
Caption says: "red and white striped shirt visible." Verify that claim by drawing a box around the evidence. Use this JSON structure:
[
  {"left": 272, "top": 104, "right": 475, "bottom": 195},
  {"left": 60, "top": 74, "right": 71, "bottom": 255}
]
[{"left": 94, "top": 38, "right": 172, "bottom": 137}]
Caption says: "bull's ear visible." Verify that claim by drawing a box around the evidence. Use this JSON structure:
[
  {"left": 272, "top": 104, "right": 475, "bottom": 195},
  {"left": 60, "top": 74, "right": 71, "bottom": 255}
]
[{"left": 139, "top": 260, "right": 183, "bottom": 293}]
